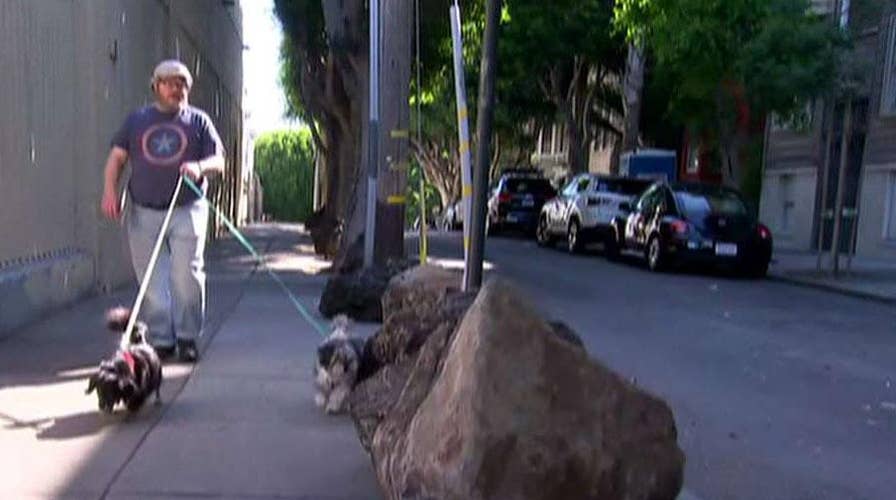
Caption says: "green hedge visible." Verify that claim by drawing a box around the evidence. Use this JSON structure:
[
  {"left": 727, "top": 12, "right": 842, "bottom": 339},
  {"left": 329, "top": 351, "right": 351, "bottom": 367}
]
[{"left": 254, "top": 129, "right": 314, "bottom": 222}]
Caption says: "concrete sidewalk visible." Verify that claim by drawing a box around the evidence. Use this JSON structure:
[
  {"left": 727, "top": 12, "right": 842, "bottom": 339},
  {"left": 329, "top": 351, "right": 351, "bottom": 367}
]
[
  {"left": 768, "top": 249, "right": 896, "bottom": 304},
  {"left": 0, "top": 223, "right": 380, "bottom": 500}
]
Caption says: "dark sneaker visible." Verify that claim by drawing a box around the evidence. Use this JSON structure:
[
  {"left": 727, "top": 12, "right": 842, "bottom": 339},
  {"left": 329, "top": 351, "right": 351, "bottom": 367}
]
[
  {"left": 176, "top": 339, "right": 199, "bottom": 363},
  {"left": 153, "top": 344, "right": 176, "bottom": 360}
]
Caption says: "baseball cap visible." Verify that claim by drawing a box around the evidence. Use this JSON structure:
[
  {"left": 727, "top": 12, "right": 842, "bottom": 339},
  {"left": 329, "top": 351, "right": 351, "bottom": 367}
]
[{"left": 151, "top": 59, "right": 193, "bottom": 88}]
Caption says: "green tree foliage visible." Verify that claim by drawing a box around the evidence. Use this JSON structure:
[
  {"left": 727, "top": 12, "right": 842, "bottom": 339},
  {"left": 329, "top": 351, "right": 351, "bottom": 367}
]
[
  {"left": 254, "top": 129, "right": 315, "bottom": 222},
  {"left": 405, "top": 159, "right": 442, "bottom": 228},
  {"left": 501, "top": 0, "right": 625, "bottom": 174},
  {"left": 614, "top": 0, "right": 845, "bottom": 186}
]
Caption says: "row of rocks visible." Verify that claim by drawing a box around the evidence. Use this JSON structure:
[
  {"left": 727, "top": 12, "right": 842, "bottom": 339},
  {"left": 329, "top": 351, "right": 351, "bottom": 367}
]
[{"left": 322, "top": 265, "right": 685, "bottom": 500}]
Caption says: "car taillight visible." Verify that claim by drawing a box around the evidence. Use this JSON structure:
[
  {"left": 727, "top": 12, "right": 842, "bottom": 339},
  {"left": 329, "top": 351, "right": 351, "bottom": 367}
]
[
  {"left": 670, "top": 220, "right": 688, "bottom": 234},
  {"left": 498, "top": 193, "right": 511, "bottom": 203},
  {"left": 758, "top": 224, "right": 771, "bottom": 240}
]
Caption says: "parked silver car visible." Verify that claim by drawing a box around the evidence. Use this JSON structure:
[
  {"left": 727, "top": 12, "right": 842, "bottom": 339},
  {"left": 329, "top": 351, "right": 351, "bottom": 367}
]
[{"left": 536, "top": 174, "right": 651, "bottom": 253}]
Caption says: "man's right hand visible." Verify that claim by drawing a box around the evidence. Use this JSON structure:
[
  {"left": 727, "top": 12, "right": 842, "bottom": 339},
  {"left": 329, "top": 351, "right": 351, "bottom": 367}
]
[{"left": 101, "top": 188, "right": 121, "bottom": 221}]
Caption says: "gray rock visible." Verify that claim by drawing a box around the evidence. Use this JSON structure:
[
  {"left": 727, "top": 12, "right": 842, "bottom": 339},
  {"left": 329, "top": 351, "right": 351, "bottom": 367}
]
[{"left": 370, "top": 279, "right": 684, "bottom": 500}]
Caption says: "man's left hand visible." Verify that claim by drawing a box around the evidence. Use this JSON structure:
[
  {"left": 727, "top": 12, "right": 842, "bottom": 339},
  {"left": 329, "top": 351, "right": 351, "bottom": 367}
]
[{"left": 179, "top": 161, "right": 203, "bottom": 181}]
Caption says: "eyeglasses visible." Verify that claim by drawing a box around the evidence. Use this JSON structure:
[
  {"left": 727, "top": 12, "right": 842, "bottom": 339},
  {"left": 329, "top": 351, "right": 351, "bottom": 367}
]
[{"left": 157, "top": 78, "right": 189, "bottom": 89}]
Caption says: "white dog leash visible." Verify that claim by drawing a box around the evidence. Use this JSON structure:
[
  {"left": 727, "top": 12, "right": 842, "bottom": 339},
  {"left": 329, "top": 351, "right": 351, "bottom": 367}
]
[{"left": 120, "top": 176, "right": 185, "bottom": 350}]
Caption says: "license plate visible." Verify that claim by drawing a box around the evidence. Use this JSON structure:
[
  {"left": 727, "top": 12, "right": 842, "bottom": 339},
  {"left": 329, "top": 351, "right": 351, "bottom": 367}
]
[
  {"left": 506, "top": 214, "right": 518, "bottom": 222},
  {"left": 715, "top": 243, "right": 738, "bottom": 256},
  {"left": 522, "top": 198, "right": 534, "bottom": 207}
]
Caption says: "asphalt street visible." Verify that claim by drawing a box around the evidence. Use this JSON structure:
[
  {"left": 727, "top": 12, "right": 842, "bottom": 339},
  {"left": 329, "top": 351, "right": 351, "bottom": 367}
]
[{"left": 415, "top": 230, "right": 896, "bottom": 500}]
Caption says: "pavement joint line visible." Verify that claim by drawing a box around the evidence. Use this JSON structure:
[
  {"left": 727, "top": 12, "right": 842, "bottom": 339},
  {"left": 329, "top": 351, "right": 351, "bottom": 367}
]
[
  {"left": 767, "top": 274, "right": 896, "bottom": 306},
  {"left": 97, "top": 240, "right": 272, "bottom": 500},
  {"left": 105, "top": 490, "right": 349, "bottom": 499}
]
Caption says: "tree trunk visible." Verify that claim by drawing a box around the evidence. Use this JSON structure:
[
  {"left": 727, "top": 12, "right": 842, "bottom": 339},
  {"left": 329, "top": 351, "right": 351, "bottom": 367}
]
[
  {"left": 622, "top": 43, "right": 645, "bottom": 155},
  {"left": 308, "top": 51, "right": 368, "bottom": 259},
  {"left": 413, "top": 138, "right": 460, "bottom": 211},
  {"left": 565, "top": 112, "right": 587, "bottom": 174},
  {"left": 318, "top": 0, "right": 369, "bottom": 264},
  {"left": 374, "top": 0, "right": 412, "bottom": 265}
]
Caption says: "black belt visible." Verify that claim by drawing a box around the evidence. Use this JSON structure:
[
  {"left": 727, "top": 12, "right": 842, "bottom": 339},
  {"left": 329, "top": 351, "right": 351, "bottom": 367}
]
[{"left": 135, "top": 200, "right": 186, "bottom": 210}]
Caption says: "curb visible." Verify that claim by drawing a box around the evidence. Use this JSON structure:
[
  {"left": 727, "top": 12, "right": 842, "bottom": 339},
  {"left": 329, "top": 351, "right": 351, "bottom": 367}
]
[{"left": 767, "top": 273, "right": 896, "bottom": 306}]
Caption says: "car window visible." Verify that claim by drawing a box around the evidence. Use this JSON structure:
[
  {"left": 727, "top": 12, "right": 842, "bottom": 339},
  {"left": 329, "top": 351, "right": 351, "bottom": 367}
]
[
  {"left": 675, "top": 189, "right": 749, "bottom": 219},
  {"left": 505, "top": 178, "right": 554, "bottom": 196},
  {"left": 576, "top": 177, "right": 590, "bottom": 193},
  {"left": 594, "top": 178, "right": 650, "bottom": 196},
  {"left": 636, "top": 186, "right": 658, "bottom": 212},
  {"left": 562, "top": 178, "right": 579, "bottom": 197}
]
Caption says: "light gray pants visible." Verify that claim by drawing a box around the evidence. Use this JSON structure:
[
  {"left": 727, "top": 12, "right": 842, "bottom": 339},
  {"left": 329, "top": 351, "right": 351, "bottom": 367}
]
[{"left": 126, "top": 201, "right": 208, "bottom": 348}]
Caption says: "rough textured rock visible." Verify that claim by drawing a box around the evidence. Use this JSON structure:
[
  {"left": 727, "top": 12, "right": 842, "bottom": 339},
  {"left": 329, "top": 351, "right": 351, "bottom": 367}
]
[
  {"left": 318, "top": 266, "right": 392, "bottom": 322},
  {"left": 366, "top": 265, "right": 465, "bottom": 366},
  {"left": 381, "top": 264, "right": 462, "bottom": 321},
  {"left": 318, "top": 256, "right": 418, "bottom": 322},
  {"left": 348, "top": 265, "right": 474, "bottom": 451},
  {"left": 370, "top": 279, "right": 684, "bottom": 500}
]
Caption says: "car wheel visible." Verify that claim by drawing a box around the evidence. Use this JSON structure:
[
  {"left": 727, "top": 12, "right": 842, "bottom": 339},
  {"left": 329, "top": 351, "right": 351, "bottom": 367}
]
[
  {"left": 604, "top": 231, "right": 620, "bottom": 260},
  {"left": 536, "top": 216, "right": 552, "bottom": 247},
  {"left": 567, "top": 220, "right": 583, "bottom": 254},
  {"left": 748, "top": 259, "right": 769, "bottom": 279},
  {"left": 647, "top": 236, "right": 666, "bottom": 272}
]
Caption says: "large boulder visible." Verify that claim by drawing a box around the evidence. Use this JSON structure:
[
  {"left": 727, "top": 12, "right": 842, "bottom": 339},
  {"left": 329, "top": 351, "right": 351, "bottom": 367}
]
[
  {"left": 369, "top": 279, "right": 684, "bottom": 500},
  {"left": 366, "top": 265, "right": 465, "bottom": 366},
  {"left": 349, "top": 265, "right": 473, "bottom": 451}
]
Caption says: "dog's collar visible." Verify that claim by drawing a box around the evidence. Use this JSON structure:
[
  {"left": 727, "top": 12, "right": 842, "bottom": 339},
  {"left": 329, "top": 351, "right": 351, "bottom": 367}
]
[{"left": 122, "top": 350, "right": 136, "bottom": 375}]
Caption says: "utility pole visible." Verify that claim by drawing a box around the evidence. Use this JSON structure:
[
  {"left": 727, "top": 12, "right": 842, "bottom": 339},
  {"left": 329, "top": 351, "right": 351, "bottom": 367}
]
[
  {"left": 465, "top": 0, "right": 501, "bottom": 291},
  {"left": 364, "top": 0, "right": 380, "bottom": 268},
  {"left": 375, "top": 0, "right": 412, "bottom": 264},
  {"left": 449, "top": 2, "right": 473, "bottom": 288}
]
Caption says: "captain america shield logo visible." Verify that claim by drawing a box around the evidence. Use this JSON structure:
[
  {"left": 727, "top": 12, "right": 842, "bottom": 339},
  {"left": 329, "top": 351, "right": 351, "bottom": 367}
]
[{"left": 141, "top": 123, "right": 188, "bottom": 166}]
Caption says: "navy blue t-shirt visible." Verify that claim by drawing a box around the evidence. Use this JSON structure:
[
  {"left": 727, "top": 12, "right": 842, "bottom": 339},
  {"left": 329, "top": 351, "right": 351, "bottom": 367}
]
[{"left": 111, "top": 105, "right": 224, "bottom": 207}]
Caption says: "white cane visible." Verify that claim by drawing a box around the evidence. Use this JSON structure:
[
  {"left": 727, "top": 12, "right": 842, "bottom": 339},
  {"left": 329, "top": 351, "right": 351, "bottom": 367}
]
[{"left": 120, "top": 176, "right": 185, "bottom": 350}]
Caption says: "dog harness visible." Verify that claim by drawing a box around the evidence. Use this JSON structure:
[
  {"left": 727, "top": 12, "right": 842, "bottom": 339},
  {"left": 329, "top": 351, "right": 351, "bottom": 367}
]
[{"left": 122, "top": 350, "right": 136, "bottom": 375}]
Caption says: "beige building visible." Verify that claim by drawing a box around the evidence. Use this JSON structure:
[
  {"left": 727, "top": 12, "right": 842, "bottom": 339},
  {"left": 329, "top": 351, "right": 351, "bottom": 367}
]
[
  {"left": 0, "top": 0, "right": 245, "bottom": 334},
  {"left": 761, "top": 0, "right": 896, "bottom": 260}
]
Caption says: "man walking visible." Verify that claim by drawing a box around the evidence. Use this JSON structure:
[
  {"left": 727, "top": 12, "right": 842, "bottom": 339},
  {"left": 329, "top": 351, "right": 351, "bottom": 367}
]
[{"left": 100, "top": 59, "right": 225, "bottom": 362}]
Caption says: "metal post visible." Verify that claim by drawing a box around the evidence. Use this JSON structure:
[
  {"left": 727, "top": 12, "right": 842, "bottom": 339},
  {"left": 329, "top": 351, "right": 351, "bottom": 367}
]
[
  {"left": 816, "top": 101, "right": 835, "bottom": 271},
  {"left": 466, "top": 0, "right": 501, "bottom": 291},
  {"left": 364, "top": 0, "right": 380, "bottom": 268},
  {"left": 449, "top": 2, "right": 473, "bottom": 288},
  {"left": 416, "top": 0, "right": 427, "bottom": 264},
  {"left": 831, "top": 100, "right": 852, "bottom": 276}
]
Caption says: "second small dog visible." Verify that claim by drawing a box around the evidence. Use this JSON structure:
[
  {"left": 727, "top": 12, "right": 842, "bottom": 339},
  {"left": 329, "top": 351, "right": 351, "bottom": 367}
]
[
  {"left": 313, "top": 314, "right": 368, "bottom": 414},
  {"left": 86, "top": 307, "right": 163, "bottom": 414}
]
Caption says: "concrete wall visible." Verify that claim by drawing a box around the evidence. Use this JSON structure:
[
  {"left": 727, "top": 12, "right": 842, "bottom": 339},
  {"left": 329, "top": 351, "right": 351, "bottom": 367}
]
[
  {"left": 855, "top": 163, "right": 896, "bottom": 259},
  {"left": 759, "top": 167, "right": 818, "bottom": 250},
  {"left": 0, "top": 0, "right": 243, "bottom": 335}
]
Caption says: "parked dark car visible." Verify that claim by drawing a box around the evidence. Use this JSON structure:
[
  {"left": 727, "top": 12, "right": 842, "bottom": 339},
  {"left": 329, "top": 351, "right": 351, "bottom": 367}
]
[
  {"left": 606, "top": 182, "right": 773, "bottom": 277},
  {"left": 487, "top": 171, "right": 556, "bottom": 234}
]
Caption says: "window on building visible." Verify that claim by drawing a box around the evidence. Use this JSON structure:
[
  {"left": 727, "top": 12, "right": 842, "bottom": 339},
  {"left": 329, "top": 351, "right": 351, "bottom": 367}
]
[
  {"left": 686, "top": 146, "right": 699, "bottom": 173},
  {"left": 885, "top": 172, "right": 896, "bottom": 240},
  {"left": 880, "top": 15, "right": 896, "bottom": 116},
  {"left": 770, "top": 101, "right": 815, "bottom": 132},
  {"left": 780, "top": 174, "right": 795, "bottom": 234},
  {"left": 539, "top": 128, "right": 551, "bottom": 155},
  {"left": 557, "top": 125, "right": 566, "bottom": 154}
]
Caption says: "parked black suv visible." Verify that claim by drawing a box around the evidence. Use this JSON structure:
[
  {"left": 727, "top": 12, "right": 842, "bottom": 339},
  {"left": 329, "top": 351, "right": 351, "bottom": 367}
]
[{"left": 486, "top": 170, "right": 557, "bottom": 234}]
